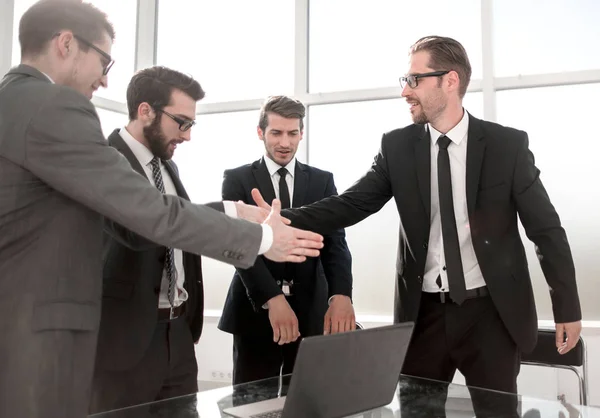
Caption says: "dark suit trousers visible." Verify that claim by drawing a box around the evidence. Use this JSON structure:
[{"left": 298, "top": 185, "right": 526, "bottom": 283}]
[
  {"left": 400, "top": 292, "right": 520, "bottom": 418},
  {"left": 232, "top": 334, "right": 300, "bottom": 385},
  {"left": 90, "top": 315, "right": 198, "bottom": 414}
]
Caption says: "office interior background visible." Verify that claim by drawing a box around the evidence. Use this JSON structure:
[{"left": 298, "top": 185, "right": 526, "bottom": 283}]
[{"left": 2, "top": 0, "right": 599, "bottom": 406}]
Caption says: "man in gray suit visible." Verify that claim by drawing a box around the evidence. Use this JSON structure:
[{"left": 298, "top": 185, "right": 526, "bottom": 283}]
[{"left": 0, "top": 1, "right": 323, "bottom": 418}]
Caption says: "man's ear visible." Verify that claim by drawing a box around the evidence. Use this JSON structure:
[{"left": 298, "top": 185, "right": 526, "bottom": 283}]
[
  {"left": 138, "top": 102, "right": 155, "bottom": 125},
  {"left": 257, "top": 125, "right": 265, "bottom": 141},
  {"left": 56, "top": 31, "right": 75, "bottom": 59}
]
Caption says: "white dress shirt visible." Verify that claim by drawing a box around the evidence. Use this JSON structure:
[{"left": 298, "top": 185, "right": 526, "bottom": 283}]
[
  {"left": 119, "top": 128, "right": 188, "bottom": 308},
  {"left": 423, "top": 110, "right": 486, "bottom": 293},
  {"left": 263, "top": 156, "right": 296, "bottom": 205}
]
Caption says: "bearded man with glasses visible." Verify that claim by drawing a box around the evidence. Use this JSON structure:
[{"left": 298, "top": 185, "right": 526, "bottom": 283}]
[{"left": 90, "top": 66, "right": 210, "bottom": 413}]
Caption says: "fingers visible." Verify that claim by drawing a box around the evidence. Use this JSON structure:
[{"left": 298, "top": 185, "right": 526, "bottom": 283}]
[
  {"left": 555, "top": 324, "right": 565, "bottom": 349},
  {"left": 252, "top": 188, "right": 270, "bottom": 210},
  {"left": 278, "top": 325, "right": 289, "bottom": 346},
  {"left": 323, "top": 314, "right": 332, "bottom": 335},
  {"left": 280, "top": 216, "right": 292, "bottom": 225},
  {"left": 289, "top": 247, "right": 321, "bottom": 257},
  {"left": 292, "top": 228, "right": 324, "bottom": 243},
  {"left": 561, "top": 328, "right": 580, "bottom": 354},
  {"left": 272, "top": 323, "right": 281, "bottom": 343},
  {"left": 331, "top": 317, "right": 340, "bottom": 335},
  {"left": 292, "top": 321, "right": 300, "bottom": 342},
  {"left": 270, "top": 198, "right": 281, "bottom": 215},
  {"left": 283, "top": 255, "right": 307, "bottom": 263}
]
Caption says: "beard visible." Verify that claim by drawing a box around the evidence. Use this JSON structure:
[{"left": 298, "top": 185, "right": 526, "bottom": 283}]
[
  {"left": 143, "top": 117, "right": 173, "bottom": 160},
  {"left": 410, "top": 94, "right": 447, "bottom": 125}
]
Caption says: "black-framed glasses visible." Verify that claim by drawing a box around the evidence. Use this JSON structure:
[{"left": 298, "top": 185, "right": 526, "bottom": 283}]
[
  {"left": 399, "top": 70, "right": 450, "bottom": 89},
  {"left": 157, "top": 109, "right": 196, "bottom": 132},
  {"left": 73, "top": 34, "right": 115, "bottom": 76}
]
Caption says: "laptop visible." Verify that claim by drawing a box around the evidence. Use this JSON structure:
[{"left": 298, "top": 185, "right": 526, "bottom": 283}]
[{"left": 222, "top": 322, "right": 414, "bottom": 418}]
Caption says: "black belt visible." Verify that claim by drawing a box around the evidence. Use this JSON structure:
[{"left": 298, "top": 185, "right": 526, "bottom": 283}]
[
  {"left": 422, "top": 286, "right": 489, "bottom": 304},
  {"left": 157, "top": 303, "right": 186, "bottom": 321}
]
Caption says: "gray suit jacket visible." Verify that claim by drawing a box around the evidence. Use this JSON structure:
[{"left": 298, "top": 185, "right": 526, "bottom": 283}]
[{"left": 0, "top": 65, "right": 262, "bottom": 418}]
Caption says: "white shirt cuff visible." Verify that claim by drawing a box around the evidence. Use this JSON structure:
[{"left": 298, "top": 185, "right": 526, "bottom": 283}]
[
  {"left": 223, "top": 201, "right": 237, "bottom": 218},
  {"left": 328, "top": 295, "right": 351, "bottom": 305},
  {"left": 258, "top": 224, "right": 273, "bottom": 255}
]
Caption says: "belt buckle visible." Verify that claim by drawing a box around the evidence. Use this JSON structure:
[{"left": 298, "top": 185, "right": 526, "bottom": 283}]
[{"left": 169, "top": 307, "right": 176, "bottom": 320}]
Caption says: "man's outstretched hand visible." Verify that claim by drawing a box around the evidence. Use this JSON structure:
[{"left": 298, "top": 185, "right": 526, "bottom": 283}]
[
  {"left": 234, "top": 200, "right": 291, "bottom": 225},
  {"left": 263, "top": 197, "right": 323, "bottom": 263}
]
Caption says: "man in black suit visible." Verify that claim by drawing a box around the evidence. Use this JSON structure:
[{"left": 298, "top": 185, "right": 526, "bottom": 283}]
[
  {"left": 91, "top": 66, "right": 212, "bottom": 412},
  {"left": 253, "top": 37, "right": 582, "bottom": 416},
  {"left": 219, "top": 95, "right": 355, "bottom": 384}
]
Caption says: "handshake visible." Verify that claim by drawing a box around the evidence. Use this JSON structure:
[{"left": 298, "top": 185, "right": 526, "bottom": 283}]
[{"left": 234, "top": 188, "right": 323, "bottom": 263}]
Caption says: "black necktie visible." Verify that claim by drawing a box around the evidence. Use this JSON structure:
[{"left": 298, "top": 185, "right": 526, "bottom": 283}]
[
  {"left": 437, "top": 135, "right": 467, "bottom": 304},
  {"left": 150, "top": 157, "right": 176, "bottom": 307},
  {"left": 277, "top": 167, "right": 291, "bottom": 209}
]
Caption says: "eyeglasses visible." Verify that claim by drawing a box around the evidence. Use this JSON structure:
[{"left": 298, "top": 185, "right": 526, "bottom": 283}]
[
  {"left": 157, "top": 109, "right": 196, "bottom": 132},
  {"left": 73, "top": 34, "right": 115, "bottom": 76},
  {"left": 399, "top": 70, "right": 450, "bottom": 89}
]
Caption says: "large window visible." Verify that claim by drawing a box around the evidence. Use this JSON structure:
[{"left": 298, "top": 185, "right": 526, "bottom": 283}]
[
  {"left": 5, "top": 0, "right": 599, "bottom": 320},
  {"left": 157, "top": 0, "right": 295, "bottom": 103},
  {"left": 12, "top": 0, "right": 137, "bottom": 103},
  {"left": 309, "top": 0, "right": 482, "bottom": 93},
  {"left": 493, "top": 0, "right": 600, "bottom": 77},
  {"left": 496, "top": 83, "right": 600, "bottom": 319}
]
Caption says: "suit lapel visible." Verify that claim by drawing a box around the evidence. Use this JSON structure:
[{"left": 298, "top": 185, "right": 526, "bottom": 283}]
[
  {"left": 292, "top": 160, "right": 308, "bottom": 207},
  {"left": 414, "top": 126, "right": 431, "bottom": 220},
  {"left": 107, "top": 129, "right": 149, "bottom": 180},
  {"left": 466, "top": 114, "right": 486, "bottom": 216},
  {"left": 252, "top": 158, "right": 276, "bottom": 205},
  {"left": 163, "top": 161, "right": 190, "bottom": 200}
]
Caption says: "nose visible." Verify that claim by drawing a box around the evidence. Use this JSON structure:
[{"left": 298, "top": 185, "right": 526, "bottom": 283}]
[
  {"left": 181, "top": 129, "right": 192, "bottom": 141},
  {"left": 99, "top": 74, "right": 108, "bottom": 89},
  {"left": 400, "top": 83, "right": 412, "bottom": 98},
  {"left": 279, "top": 134, "right": 291, "bottom": 147}
]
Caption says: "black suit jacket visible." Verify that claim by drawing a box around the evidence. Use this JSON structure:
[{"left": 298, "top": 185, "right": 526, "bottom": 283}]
[
  {"left": 218, "top": 158, "right": 353, "bottom": 337},
  {"left": 95, "top": 129, "right": 213, "bottom": 371},
  {"left": 282, "top": 114, "right": 581, "bottom": 352}
]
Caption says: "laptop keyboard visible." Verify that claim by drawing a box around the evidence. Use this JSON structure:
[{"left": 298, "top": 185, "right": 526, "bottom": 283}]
[{"left": 251, "top": 410, "right": 283, "bottom": 418}]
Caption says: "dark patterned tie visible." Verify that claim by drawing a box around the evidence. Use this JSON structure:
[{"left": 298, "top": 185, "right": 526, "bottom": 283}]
[
  {"left": 277, "top": 167, "right": 291, "bottom": 209},
  {"left": 437, "top": 135, "right": 467, "bottom": 304},
  {"left": 150, "top": 157, "right": 176, "bottom": 307}
]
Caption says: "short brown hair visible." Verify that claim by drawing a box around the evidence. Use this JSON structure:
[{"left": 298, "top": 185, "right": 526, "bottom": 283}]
[
  {"left": 19, "top": 0, "right": 115, "bottom": 58},
  {"left": 409, "top": 36, "right": 472, "bottom": 98},
  {"left": 126, "top": 66, "right": 205, "bottom": 121},
  {"left": 258, "top": 96, "right": 306, "bottom": 132}
]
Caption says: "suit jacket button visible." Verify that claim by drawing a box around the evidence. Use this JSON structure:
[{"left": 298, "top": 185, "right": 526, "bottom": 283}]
[
  {"left": 423, "top": 243, "right": 428, "bottom": 249},
  {"left": 276, "top": 280, "right": 282, "bottom": 286},
  {"left": 236, "top": 255, "right": 243, "bottom": 260},
  {"left": 417, "top": 276, "right": 423, "bottom": 283}
]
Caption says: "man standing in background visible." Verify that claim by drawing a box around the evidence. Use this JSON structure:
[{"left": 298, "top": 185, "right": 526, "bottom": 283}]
[{"left": 219, "top": 96, "right": 355, "bottom": 385}]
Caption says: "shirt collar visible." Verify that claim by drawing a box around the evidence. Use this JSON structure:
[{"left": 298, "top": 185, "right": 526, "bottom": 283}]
[
  {"left": 118, "top": 127, "right": 156, "bottom": 167},
  {"left": 264, "top": 155, "right": 296, "bottom": 178},
  {"left": 428, "top": 109, "right": 469, "bottom": 146},
  {"left": 41, "top": 71, "right": 54, "bottom": 83}
]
